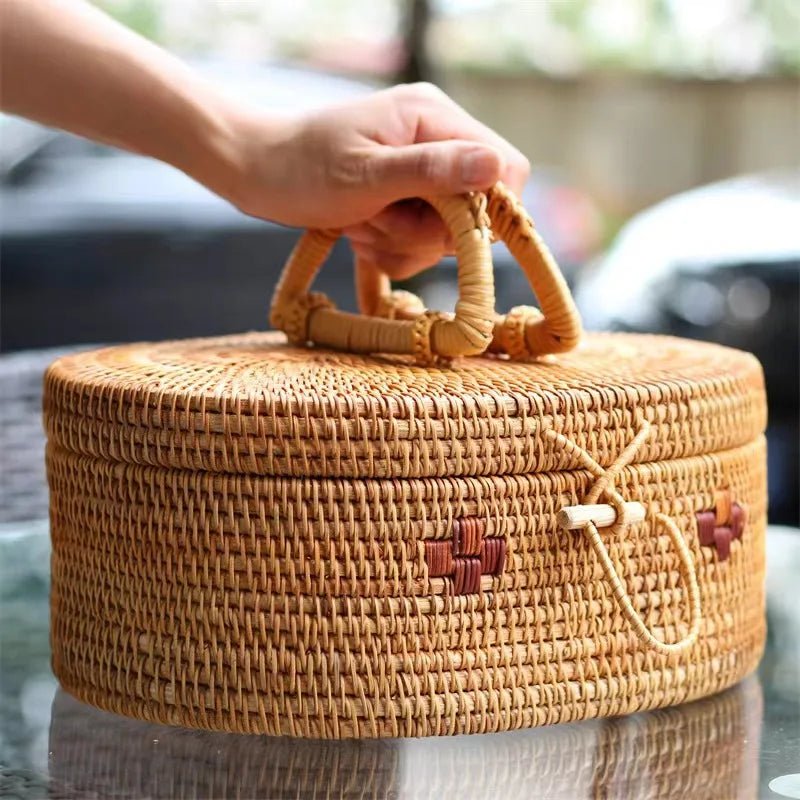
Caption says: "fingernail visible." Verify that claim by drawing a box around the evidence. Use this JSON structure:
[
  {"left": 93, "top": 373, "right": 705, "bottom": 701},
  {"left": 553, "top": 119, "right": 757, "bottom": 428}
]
[{"left": 461, "top": 148, "right": 499, "bottom": 189}]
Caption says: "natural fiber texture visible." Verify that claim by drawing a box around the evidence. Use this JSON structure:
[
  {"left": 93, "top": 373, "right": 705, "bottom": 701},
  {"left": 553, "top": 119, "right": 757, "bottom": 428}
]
[
  {"left": 270, "top": 183, "right": 582, "bottom": 362},
  {"left": 45, "top": 332, "right": 767, "bottom": 738},
  {"left": 43, "top": 332, "right": 765, "bottom": 480},
  {"left": 270, "top": 193, "right": 498, "bottom": 361}
]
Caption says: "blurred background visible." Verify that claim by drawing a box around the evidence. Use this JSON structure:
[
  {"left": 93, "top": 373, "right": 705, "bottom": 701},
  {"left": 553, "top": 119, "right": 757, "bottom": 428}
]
[
  {"left": 1, "top": 5, "right": 799, "bottom": 790},
  {"left": 1, "top": 0, "right": 798, "bottom": 525}
]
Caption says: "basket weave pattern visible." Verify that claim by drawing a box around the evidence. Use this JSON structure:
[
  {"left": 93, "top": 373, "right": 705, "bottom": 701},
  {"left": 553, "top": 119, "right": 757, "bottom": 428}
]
[
  {"left": 45, "top": 333, "right": 767, "bottom": 737},
  {"left": 43, "top": 334, "right": 764, "bottom": 479}
]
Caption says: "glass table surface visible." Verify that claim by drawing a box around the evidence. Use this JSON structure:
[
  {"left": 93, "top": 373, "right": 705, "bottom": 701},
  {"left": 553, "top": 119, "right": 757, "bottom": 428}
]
[{"left": 1, "top": 521, "right": 798, "bottom": 800}]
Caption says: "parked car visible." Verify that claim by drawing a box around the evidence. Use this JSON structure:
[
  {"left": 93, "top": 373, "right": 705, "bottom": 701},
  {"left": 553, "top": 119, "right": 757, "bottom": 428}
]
[
  {"left": 0, "top": 62, "right": 600, "bottom": 352},
  {"left": 575, "top": 171, "right": 800, "bottom": 525},
  {"left": 0, "top": 63, "right": 373, "bottom": 352}
]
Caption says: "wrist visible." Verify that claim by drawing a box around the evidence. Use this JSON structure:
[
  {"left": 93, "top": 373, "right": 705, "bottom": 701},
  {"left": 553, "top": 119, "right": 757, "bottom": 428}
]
[
  {"left": 190, "top": 100, "right": 296, "bottom": 220},
  {"left": 178, "top": 97, "right": 248, "bottom": 204}
]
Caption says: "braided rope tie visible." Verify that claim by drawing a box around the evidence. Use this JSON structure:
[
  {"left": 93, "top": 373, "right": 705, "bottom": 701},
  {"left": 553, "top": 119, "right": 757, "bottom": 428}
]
[
  {"left": 281, "top": 292, "right": 335, "bottom": 346},
  {"left": 499, "top": 305, "right": 544, "bottom": 360},
  {"left": 467, "top": 190, "right": 491, "bottom": 232},
  {"left": 411, "top": 311, "right": 451, "bottom": 366},
  {"left": 486, "top": 185, "right": 523, "bottom": 240},
  {"left": 547, "top": 420, "right": 702, "bottom": 657}
]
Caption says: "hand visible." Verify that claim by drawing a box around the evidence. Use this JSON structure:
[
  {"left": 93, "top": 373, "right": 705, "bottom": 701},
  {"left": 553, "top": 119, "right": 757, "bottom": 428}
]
[
  {"left": 1, "top": 2, "right": 527, "bottom": 281},
  {"left": 223, "top": 83, "right": 530, "bottom": 280}
]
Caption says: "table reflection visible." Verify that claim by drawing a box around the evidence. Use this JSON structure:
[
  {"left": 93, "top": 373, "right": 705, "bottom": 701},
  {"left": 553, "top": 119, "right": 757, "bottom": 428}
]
[{"left": 48, "top": 677, "right": 762, "bottom": 800}]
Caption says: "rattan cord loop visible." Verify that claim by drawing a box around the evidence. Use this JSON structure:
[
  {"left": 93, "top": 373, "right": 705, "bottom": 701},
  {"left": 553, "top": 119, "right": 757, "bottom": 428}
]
[
  {"left": 271, "top": 192, "right": 495, "bottom": 359},
  {"left": 496, "top": 305, "right": 543, "bottom": 360},
  {"left": 351, "top": 182, "right": 582, "bottom": 360},
  {"left": 412, "top": 311, "right": 451, "bottom": 366},
  {"left": 584, "top": 515, "right": 702, "bottom": 656},
  {"left": 547, "top": 420, "right": 702, "bottom": 655}
]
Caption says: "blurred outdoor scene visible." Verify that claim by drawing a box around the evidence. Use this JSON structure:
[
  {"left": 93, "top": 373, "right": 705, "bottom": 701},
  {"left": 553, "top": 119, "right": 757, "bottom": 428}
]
[
  {"left": 1, "top": 0, "right": 798, "bottom": 524},
  {"left": 0, "top": 4, "right": 799, "bottom": 787}
]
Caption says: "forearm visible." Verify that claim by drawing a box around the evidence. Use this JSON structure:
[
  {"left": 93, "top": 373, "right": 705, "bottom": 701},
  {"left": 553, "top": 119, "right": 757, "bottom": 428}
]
[
  {"left": 0, "top": 0, "right": 264, "bottom": 199},
  {"left": 0, "top": 0, "right": 528, "bottom": 266}
]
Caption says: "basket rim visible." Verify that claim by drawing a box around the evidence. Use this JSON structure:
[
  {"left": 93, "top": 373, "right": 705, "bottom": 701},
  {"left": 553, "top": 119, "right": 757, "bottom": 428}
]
[{"left": 42, "top": 330, "right": 767, "bottom": 480}]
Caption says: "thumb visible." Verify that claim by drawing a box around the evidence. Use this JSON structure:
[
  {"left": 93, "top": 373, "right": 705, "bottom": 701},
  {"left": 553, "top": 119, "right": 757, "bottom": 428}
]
[{"left": 368, "top": 141, "right": 504, "bottom": 201}]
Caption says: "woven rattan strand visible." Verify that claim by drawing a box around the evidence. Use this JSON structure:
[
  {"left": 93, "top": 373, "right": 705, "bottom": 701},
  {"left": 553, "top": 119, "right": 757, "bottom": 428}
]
[
  {"left": 45, "top": 176, "right": 768, "bottom": 738},
  {"left": 44, "top": 332, "right": 765, "bottom": 480},
  {"left": 48, "top": 424, "right": 765, "bottom": 736}
]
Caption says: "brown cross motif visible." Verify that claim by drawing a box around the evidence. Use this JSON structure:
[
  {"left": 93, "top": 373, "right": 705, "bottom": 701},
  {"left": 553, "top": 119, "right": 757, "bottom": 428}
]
[
  {"left": 695, "top": 489, "right": 746, "bottom": 561},
  {"left": 425, "top": 518, "right": 506, "bottom": 595}
]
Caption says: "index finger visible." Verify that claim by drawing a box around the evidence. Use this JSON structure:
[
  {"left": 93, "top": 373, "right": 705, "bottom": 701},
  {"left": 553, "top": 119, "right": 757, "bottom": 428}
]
[{"left": 399, "top": 84, "right": 531, "bottom": 196}]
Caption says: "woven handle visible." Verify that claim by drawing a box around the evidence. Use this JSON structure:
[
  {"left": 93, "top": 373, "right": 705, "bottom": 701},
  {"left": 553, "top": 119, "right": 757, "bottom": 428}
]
[
  {"left": 355, "top": 182, "right": 582, "bottom": 359},
  {"left": 271, "top": 182, "right": 582, "bottom": 362},
  {"left": 270, "top": 194, "right": 496, "bottom": 362}
]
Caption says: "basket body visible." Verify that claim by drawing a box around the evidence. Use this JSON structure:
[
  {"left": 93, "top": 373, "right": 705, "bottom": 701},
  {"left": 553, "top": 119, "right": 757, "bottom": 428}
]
[{"left": 45, "top": 332, "right": 767, "bottom": 737}]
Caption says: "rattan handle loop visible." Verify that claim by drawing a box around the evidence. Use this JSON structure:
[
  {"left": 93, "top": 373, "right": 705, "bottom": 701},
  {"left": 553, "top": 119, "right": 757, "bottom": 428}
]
[
  {"left": 355, "top": 182, "right": 582, "bottom": 359},
  {"left": 270, "top": 194, "right": 496, "bottom": 362},
  {"left": 484, "top": 182, "right": 582, "bottom": 357},
  {"left": 585, "top": 513, "right": 702, "bottom": 656}
]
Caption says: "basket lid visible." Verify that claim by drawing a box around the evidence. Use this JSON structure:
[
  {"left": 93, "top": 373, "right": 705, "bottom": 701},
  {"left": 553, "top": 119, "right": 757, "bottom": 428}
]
[{"left": 44, "top": 331, "right": 766, "bottom": 480}]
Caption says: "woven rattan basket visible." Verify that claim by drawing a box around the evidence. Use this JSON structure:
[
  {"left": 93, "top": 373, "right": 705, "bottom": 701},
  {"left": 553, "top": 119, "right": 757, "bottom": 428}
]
[{"left": 45, "top": 184, "right": 767, "bottom": 738}]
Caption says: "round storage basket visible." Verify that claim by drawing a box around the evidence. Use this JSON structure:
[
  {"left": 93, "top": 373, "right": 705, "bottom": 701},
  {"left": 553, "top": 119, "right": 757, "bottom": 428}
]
[{"left": 45, "top": 184, "right": 767, "bottom": 737}]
